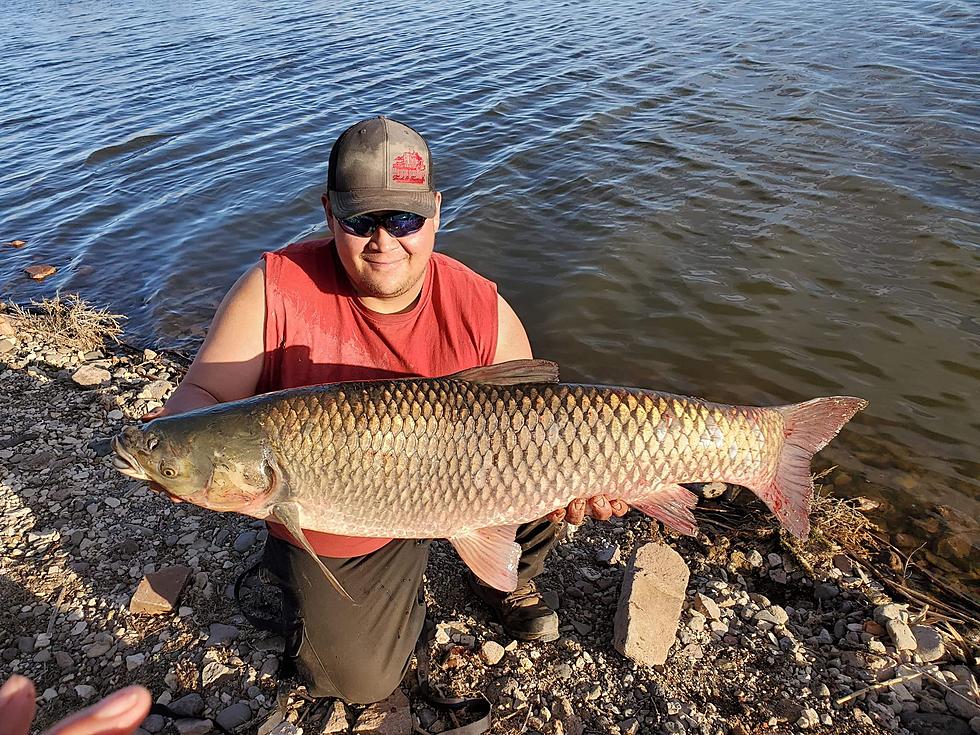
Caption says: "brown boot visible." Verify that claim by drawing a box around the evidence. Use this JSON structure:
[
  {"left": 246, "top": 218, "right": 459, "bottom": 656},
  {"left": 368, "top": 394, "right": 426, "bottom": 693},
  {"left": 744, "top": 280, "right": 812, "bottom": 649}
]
[{"left": 468, "top": 574, "right": 559, "bottom": 642}]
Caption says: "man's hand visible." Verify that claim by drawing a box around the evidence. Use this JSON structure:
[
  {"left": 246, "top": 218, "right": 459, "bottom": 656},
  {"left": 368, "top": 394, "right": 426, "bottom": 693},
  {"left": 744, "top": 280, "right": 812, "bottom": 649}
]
[
  {"left": 0, "top": 675, "right": 151, "bottom": 735},
  {"left": 546, "top": 494, "right": 629, "bottom": 525},
  {"left": 138, "top": 408, "right": 183, "bottom": 504}
]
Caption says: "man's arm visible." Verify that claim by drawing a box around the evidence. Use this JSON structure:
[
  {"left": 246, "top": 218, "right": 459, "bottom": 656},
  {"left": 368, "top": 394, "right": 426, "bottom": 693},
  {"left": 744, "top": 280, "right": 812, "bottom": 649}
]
[
  {"left": 149, "top": 262, "right": 267, "bottom": 418},
  {"left": 494, "top": 293, "right": 628, "bottom": 525}
]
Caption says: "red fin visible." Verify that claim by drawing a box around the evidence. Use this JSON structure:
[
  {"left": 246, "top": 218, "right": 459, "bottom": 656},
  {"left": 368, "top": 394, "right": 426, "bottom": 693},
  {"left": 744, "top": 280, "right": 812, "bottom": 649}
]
[
  {"left": 629, "top": 484, "right": 699, "bottom": 536},
  {"left": 758, "top": 396, "right": 868, "bottom": 539},
  {"left": 450, "top": 524, "right": 523, "bottom": 592},
  {"left": 447, "top": 359, "right": 559, "bottom": 385}
]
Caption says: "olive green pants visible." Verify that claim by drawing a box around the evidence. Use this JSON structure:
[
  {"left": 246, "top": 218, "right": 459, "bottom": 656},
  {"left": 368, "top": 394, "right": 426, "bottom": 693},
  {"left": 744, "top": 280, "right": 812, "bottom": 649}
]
[{"left": 259, "top": 519, "right": 561, "bottom": 703}]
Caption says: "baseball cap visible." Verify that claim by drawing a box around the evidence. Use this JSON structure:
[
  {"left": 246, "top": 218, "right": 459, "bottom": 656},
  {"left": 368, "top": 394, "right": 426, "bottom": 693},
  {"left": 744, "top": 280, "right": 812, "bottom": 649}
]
[{"left": 327, "top": 116, "right": 437, "bottom": 219}]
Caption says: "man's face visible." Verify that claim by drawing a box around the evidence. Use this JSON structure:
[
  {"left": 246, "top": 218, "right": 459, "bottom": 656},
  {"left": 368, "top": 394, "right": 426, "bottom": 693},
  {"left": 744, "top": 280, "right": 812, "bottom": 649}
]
[{"left": 324, "top": 194, "right": 442, "bottom": 304}]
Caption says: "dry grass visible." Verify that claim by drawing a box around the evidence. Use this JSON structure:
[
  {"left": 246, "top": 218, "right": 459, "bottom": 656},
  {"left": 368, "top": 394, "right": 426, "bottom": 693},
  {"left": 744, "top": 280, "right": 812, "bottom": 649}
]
[{"left": 8, "top": 293, "right": 125, "bottom": 352}]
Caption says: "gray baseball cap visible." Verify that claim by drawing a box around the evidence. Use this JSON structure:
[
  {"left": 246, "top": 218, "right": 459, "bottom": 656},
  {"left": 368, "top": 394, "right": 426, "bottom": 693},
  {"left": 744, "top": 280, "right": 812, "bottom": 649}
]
[{"left": 327, "top": 116, "right": 437, "bottom": 219}]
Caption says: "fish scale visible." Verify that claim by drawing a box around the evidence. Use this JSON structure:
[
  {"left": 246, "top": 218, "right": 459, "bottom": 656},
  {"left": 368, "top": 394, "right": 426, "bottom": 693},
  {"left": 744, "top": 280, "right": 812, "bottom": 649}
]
[{"left": 258, "top": 380, "right": 784, "bottom": 539}]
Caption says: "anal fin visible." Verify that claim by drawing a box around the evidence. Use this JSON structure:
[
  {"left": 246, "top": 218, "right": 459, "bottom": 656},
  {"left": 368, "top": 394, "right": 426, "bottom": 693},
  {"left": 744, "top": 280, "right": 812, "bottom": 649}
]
[
  {"left": 449, "top": 524, "right": 523, "bottom": 592},
  {"left": 629, "top": 484, "right": 699, "bottom": 536},
  {"left": 273, "top": 501, "right": 356, "bottom": 604}
]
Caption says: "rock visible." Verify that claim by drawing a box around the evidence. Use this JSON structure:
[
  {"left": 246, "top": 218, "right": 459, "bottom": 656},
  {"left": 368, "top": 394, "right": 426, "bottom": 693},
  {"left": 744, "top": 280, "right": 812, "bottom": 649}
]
[
  {"left": 813, "top": 583, "right": 839, "bottom": 601},
  {"left": 693, "top": 593, "right": 721, "bottom": 621},
  {"left": 126, "top": 653, "right": 145, "bottom": 670},
  {"left": 71, "top": 365, "right": 112, "bottom": 387},
  {"left": 596, "top": 544, "right": 621, "bottom": 565},
  {"left": 234, "top": 531, "right": 257, "bottom": 552},
  {"left": 141, "top": 715, "right": 166, "bottom": 733},
  {"left": 0, "top": 337, "right": 16, "bottom": 354},
  {"left": 320, "top": 700, "right": 350, "bottom": 733},
  {"left": 886, "top": 620, "right": 917, "bottom": 651},
  {"left": 130, "top": 565, "right": 192, "bottom": 614},
  {"left": 175, "top": 720, "right": 213, "bottom": 735},
  {"left": 618, "top": 717, "right": 639, "bottom": 735},
  {"left": 352, "top": 687, "right": 412, "bottom": 734},
  {"left": 796, "top": 708, "right": 819, "bottom": 729},
  {"left": 216, "top": 702, "right": 252, "bottom": 731},
  {"left": 874, "top": 604, "right": 906, "bottom": 625},
  {"left": 74, "top": 684, "right": 95, "bottom": 700},
  {"left": 613, "top": 541, "right": 690, "bottom": 667},
  {"left": 25, "top": 264, "right": 56, "bottom": 280},
  {"left": 480, "top": 641, "right": 505, "bottom": 666},
  {"left": 169, "top": 693, "right": 205, "bottom": 718},
  {"left": 911, "top": 625, "right": 945, "bottom": 662},
  {"left": 946, "top": 686, "right": 980, "bottom": 719},
  {"left": 901, "top": 713, "right": 971, "bottom": 735},
  {"left": 202, "top": 661, "right": 236, "bottom": 687},
  {"left": 140, "top": 380, "right": 174, "bottom": 400},
  {"left": 970, "top": 716, "right": 980, "bottom": 735},
  {"left": 206, "top": 624, "right": 239, "bottom": 647}
]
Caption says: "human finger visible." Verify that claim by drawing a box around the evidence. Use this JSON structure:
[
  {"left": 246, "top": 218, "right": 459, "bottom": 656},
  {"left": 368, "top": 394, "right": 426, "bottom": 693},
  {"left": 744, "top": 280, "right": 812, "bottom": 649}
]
[
  {"left": 546, "top": 507, "right": 566, "bottom": 523},
  {"left": 588, "top": 495, "right": 613, "bottom": 522},
  {"left": 0, "top": 674, "right": 37, "bottom": 735},
  {"left": 139, "top": 407, "right": 164, "bottom": 423},
  {"left": 44, "top": 686, "right": 151, "bottom": 735},
  {"left": 566, "top": 498, "right": 587, "bottom": 525},
  {"left": 609, "top": 499, "right": 629, "bottom": 517}
]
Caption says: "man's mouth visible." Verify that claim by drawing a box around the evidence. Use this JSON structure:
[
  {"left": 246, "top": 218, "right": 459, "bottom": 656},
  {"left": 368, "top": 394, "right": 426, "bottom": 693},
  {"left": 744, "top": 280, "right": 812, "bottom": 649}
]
[{"left": 110, "top": 436, "right": 149, "bottom": 480}]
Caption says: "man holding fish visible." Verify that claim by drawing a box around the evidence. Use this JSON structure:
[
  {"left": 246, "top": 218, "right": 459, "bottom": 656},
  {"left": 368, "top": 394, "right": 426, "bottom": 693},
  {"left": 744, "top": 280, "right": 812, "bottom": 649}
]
[
  {"left": 119, "top": 116, "right": 864, "bottom": 706},
  {"left": 137, "top": 117, "right": 616, "bottom": 703}
]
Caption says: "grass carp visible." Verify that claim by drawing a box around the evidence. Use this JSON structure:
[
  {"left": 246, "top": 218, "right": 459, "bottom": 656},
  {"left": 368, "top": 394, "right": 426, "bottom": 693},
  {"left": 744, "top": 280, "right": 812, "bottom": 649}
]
[{"left": 111, "top": 359, "right": 866, "bottom": 602}]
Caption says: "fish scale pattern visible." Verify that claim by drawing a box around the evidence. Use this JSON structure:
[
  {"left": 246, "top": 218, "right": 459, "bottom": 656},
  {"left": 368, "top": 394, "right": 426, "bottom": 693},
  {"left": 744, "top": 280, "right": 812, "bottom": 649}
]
[{"left": 257, "top": 379, "right": 786, "bottom": 539}]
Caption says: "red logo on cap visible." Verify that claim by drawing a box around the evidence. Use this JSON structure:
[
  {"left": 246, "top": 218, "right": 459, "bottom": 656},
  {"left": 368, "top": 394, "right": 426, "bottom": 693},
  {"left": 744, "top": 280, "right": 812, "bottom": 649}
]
[{"left": 392, "top": 150, "right": 426, "bottom": 184}]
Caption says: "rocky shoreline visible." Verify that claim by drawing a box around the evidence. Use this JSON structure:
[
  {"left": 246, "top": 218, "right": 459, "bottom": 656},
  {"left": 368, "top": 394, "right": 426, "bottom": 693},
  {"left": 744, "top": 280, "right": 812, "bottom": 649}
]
[{"left": 1, "top": 298, "right": 978, "bottom": 735}]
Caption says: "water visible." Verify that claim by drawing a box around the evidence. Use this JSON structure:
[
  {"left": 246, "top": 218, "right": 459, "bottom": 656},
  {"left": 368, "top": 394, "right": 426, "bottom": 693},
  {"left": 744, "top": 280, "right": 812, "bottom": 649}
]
[{"left": 2, "top": 0, "right": 978, "bottom": 567}]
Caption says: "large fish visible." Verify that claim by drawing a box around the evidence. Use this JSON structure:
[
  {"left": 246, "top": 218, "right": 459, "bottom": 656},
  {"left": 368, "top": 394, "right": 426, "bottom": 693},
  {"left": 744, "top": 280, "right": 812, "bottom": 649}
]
[{"left": 111, "top": 360, "right": 866, "bottom": 602}]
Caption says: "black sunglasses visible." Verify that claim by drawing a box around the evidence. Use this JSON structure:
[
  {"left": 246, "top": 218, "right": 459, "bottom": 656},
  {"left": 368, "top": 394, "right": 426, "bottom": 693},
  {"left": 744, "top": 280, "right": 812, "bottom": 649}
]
[{"left": 337, "top": 211, "right": 426, "bottom": 238}]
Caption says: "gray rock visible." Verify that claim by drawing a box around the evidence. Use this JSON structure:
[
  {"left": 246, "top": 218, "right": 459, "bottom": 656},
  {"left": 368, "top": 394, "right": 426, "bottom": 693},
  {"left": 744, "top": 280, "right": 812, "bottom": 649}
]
[
  {"left": 74, "top": 684, "right": 95, "bottom": 700},
  {"left": 141, "top": 715, "right": 166, "bottom": 733},
  {"left": 126, "top": 653, "right": 145, "bottom": 670},
  {"left": 886, "top": 619, "right": 917, "bottom": 651},
  {"left": 175, "top": 720, "right": 212, "bottom": 735},
  {"left": 874, "top": 603, "right": 906, "bottom": 625},
  {"left": 202, "top": 661, "right": 236, "bottom": 687},
  {"left": 946, "top": 686, "right": 980, "bottom": 720},
  {"left": 233, "top": 531, "right": 257, "bottom": 553},
  {"left": 613, "top": 542, "right": 690, "bottom": 667},
  {"left": 901, "top": 713, "right": 971, "bottom": 735},
  {"left": 352, "top": 687, "right": 412, "bottom": 734},
  {"left": 170, "top": 693, "right": 205, "bottom": 718},
  {"left": 216, "top": 703, "right": 252, "bottom": 731},
  {"left": 205, "top": 624, "right": 239, "bottom": 647},
  {"left": 693, "top": 592, "right": 720, "bottom": 621},
  {"left": 71, "top": 365, "right": 111, "bottom": 387},
  {"left": 813, "top": 583, "right": 839, "bottom": 600},
  {"left": 911, "top": 625, "right": 945, "bottom": 662}
]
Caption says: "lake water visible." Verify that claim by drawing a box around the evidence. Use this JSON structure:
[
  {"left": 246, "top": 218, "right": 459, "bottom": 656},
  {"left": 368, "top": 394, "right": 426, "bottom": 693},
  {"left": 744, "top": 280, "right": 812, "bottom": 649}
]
[{"left": 2, "top": 0, "right": 978, "bottom": 571}]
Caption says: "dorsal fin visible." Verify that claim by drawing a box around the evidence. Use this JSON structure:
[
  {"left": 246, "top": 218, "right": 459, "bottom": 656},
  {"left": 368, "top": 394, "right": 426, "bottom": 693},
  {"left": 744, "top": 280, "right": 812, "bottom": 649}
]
[{"left": 447, "top": 359, "right": 559, "bottom": 385}]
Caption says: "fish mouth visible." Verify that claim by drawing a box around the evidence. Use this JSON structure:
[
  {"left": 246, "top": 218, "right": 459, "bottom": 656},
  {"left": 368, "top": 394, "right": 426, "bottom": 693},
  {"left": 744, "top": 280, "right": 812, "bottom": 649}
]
[{"left": 110, "top": 436, "right": 149, "bottom": 480}]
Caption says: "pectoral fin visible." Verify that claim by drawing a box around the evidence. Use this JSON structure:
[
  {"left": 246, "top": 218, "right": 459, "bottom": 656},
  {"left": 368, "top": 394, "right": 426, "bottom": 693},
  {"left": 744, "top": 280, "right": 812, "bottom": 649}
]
[
  {"left": 450, "top": 524, "right": 523, "bottom": 592},
  {"left": 273, "top": 501, "right": 356, "bottom": 604}
]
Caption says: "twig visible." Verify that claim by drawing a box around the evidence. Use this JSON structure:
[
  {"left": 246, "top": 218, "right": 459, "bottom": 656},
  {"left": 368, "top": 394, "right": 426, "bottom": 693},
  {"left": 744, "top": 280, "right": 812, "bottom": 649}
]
[
  {"left": 46, "top": 585, "right": 68, "bottom": 637},
  {"left": 835, "top": 670, "right": 924, "bottom": 705},
  {"left": 919, "top": 668, "right": 980, "bottom": 711}
]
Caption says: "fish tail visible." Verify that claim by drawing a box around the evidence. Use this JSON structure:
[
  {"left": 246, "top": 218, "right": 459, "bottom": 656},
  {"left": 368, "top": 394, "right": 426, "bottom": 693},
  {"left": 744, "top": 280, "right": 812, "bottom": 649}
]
[{"left": 752, "top": 396, "right": 868, "bottom": 539}]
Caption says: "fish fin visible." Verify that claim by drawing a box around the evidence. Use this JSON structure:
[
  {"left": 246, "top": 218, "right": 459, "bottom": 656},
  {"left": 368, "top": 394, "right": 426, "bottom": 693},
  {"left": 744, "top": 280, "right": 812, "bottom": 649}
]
[
  {"left": 450, "top": 524, "right": 523, "bottom": 592},
  {"left": 447, "top": 359, "right": 559, "bottom": 385},
  {"left": 629, "top": 484, "right": 700, "bottom": 536},
  {"left": 755, "top": 396, "right": 868, "bottom": 539},
  {"left": 272, "top": 501, "right": 356, "bottom": 604}
]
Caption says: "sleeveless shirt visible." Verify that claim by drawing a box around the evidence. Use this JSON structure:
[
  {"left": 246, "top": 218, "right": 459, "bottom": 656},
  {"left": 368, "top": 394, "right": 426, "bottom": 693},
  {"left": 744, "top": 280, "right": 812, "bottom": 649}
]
[{"left": 260, "top": 238, "right": 499, "bottom": 557}]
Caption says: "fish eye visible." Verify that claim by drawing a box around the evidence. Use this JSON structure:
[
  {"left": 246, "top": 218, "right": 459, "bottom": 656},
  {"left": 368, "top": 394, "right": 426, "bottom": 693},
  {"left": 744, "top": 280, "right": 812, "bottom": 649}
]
[
  {"left": 146, "top": 435, "right": 159, "bottom": 451},
  {"left": 159, "top": 460, "right": 179, "bottom": 478}
]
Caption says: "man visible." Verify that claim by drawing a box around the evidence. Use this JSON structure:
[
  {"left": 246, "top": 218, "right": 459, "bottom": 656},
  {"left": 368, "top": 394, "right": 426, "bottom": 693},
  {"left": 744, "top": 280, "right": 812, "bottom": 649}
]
[{"left": 149, "top": 117, "right": 625, "bottom": 704}]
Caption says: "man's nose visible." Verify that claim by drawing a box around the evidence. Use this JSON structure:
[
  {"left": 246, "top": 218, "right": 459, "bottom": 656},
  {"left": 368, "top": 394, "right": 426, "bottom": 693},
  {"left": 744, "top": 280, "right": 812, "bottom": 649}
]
[{"left": 367, "top": 226, "right": 400, "bottom": 251}]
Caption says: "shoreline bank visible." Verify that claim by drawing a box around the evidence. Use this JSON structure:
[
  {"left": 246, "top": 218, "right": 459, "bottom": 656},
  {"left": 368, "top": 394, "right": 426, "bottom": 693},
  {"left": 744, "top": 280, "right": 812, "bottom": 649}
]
[{"left": 1, "top": 297, "right": 977, "bottom": 735}]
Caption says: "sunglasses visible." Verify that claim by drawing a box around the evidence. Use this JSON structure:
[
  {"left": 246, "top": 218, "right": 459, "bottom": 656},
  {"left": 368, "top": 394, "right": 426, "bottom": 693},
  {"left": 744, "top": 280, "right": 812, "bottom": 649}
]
[{"left": 336, "top": 211, "right": 426, "bottom": 238}]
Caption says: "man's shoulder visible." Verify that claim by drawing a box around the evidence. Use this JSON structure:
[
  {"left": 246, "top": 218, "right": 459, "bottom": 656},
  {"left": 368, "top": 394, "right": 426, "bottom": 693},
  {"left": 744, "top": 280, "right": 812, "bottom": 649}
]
[
  {"left": 267, "top": 237, "right": 334, "bottom": 259},
  {"left": 431, "top": 252, "right": 496, "bottom": 288}
]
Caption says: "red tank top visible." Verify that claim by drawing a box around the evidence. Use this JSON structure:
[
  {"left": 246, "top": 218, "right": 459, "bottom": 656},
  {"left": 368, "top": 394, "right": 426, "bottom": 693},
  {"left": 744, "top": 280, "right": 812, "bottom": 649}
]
[{"left": 259, "top": 239, "right": 499, "bottom": 557}]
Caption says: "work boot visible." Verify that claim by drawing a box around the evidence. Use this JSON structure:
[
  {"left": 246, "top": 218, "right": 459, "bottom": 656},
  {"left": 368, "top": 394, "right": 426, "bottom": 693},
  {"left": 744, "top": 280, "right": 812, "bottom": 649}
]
[{"left": 468, "top": 574, "right": 559, "bottom": 642}]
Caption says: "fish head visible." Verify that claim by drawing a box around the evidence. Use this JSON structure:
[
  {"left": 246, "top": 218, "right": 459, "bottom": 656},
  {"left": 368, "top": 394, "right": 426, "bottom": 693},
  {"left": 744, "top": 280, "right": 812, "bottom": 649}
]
[{"left": 111, "top": 419, "right": 280, "bottom": 516}]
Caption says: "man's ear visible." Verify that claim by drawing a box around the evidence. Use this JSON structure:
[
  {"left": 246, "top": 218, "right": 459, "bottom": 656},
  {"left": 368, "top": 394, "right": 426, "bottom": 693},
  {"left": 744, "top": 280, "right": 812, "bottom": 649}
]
[
  {"left": 322, "top": 194, "right": 333, "bottom": 231},
  {"left": 432, "top": 191, "right": 442, "bottom": 233}
]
